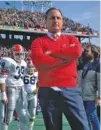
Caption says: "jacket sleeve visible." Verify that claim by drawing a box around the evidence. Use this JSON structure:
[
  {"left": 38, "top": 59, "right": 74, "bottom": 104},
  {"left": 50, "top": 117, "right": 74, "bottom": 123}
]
[
  {"left": 96, "top": 62, "right": 100, "bottom": 98},
  {"left": 30, "top": 38, "right": 64, "bottom": 70},
  {"left": 51, "top": 35, "right": 82, "bottom": 62}
]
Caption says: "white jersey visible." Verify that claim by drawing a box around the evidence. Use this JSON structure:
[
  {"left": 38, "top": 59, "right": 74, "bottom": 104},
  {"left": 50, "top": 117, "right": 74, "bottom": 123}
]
[
  {"left": 24, "top": 72, "right": 38, "bottom": 93},
  {"left": 0, "top": 57, "right": 27, "bottom": 87}
]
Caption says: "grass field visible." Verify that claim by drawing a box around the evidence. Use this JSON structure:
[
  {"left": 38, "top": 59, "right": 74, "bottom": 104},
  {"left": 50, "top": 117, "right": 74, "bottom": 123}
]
[{"left": 9, "top": 112, "right": 71, "bottom": 130}]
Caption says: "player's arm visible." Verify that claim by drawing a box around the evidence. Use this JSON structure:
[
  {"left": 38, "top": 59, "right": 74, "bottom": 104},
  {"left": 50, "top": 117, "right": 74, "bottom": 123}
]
[
  {"left": 0, "top": 58, "right": 9, "bottom": 104},
  {"left": 33, "top": 73, "right": 39, "bottom": 95},
  {"left": 0, "top": 80, "right": 8, "bottom": 104},
  {"left": 33, "top": 83, "right": 39, "bottom": 95}
]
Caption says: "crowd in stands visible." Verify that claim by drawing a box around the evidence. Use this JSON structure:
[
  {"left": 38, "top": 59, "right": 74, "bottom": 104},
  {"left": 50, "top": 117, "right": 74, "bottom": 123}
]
[
  {"left": 0, "top": 8, "right": 45, "bottom": 29},
  {"left": 0, "top": 46, "right": 10, "bottom": 58},
  {"left": 0, "top": 8, "right": 99, "bottom": 35}
]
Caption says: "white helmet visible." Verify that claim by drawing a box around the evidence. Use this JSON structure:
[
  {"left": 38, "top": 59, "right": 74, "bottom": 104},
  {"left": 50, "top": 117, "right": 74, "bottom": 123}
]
[{"left": 27, "top": 59, "right": 36, "bottom": 75}]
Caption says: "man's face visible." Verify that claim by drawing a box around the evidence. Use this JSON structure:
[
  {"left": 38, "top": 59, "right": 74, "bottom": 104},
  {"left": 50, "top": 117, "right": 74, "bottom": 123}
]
[
  {"left": 46, "top": 9, "right": 63, "bottom": 33},
  {"left": 84, "top": 47, "right": 94, "bottom": 59}
]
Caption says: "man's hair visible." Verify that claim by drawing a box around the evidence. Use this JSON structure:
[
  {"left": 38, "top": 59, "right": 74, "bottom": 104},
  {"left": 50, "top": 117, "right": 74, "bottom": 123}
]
[
  {"left": 45, "top": 7, "right": 63, "bottom": 20},
  {"left": 85, "top": 44, "right": 100, "bottom": 59}
]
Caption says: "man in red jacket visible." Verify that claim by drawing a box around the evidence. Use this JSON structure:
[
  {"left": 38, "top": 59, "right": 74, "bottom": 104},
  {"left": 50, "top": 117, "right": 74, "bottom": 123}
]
[{"left": 31, "top": 7, "right": 90, "bottom": 130}]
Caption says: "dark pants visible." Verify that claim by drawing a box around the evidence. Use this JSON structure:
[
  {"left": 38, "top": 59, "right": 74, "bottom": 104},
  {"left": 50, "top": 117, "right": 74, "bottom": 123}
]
[
  {"left": 84, "top": 101, "right": 100, "bottom": 130},
  {"left": 97, "top": 106, "right": 100, "bottom": 121},
  {"left": 38, "top": 87, "right": 90, "bottom": 130}
]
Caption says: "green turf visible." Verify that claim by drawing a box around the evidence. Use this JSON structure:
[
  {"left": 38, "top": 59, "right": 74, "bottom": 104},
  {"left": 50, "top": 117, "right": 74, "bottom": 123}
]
[{"left": 9, "top": 113, "right": 71, "bottom": 130}]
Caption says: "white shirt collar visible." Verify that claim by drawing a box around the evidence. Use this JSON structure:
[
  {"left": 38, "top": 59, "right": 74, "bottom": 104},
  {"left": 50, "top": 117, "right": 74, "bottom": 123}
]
[{"left": 47, "top": 32, "right": 61, "bottom": 40}]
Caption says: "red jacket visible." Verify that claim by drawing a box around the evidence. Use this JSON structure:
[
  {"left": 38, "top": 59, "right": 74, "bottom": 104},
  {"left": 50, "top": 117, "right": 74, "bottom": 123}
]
[{"left": 31, "top": 34, "right": 82, "bottom": 87}]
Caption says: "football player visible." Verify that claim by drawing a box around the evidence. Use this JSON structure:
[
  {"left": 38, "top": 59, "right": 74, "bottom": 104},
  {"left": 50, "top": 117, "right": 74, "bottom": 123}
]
[
  {"left": 24, "top": 59, "right": 38, "bottom": 130},
  {"left": 0, "top": 44, "right": 29, "bottom": 130}
]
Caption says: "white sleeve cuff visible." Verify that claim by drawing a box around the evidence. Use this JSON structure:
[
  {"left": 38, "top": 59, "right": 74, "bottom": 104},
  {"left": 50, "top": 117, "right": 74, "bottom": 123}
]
[
  {"left": 1, "top": 91, "right": 7, "bottom": 101},
  {"left": 0, "top": 78, "right": 6, "bottom": 83}
]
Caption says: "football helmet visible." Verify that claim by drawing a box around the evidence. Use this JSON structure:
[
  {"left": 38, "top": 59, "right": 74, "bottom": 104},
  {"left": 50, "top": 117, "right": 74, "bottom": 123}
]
[
  {"left": 27, "top": 60, "right": 36, "bottom": 75},
  {"left": 12, "top": 44, "right": 25, "bottom": 62}
]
